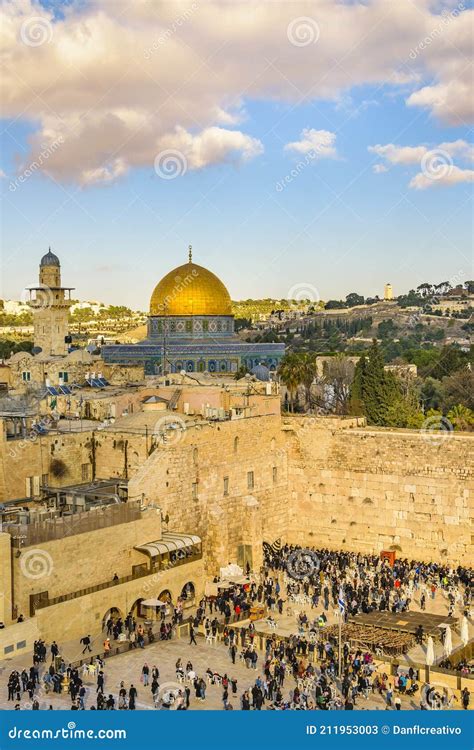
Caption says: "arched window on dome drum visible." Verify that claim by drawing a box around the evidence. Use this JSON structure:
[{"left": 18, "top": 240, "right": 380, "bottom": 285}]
[
  {"left": 175, "top": 361, "right": 183, "bottom": 371},
  {"left": 197, "top": 360, "right": 205, "bottom": 372},
  {"left": 220, "top": 361, "right": 227, "bottom": 372},
  {"left": 208, "top": 360, "right": 216, "bottom": 372},
  {"left": 186, "top": 360, "right": 194, "bottom": 372}
]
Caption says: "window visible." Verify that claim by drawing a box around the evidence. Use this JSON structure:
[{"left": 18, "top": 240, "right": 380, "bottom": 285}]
[
  {"left": 58, "top": 371, "right": 69, "bottom": 382},
  {"left": 223, "top": 476, "right": 229, "bottom": 496},
  {"left": 247, "top": 471, "right": 254, "bottom": 490},
  {"left": 81, "top": 463, "right": 91, "bottom": 481},
  {"left": 193, "top": 447, "right": 198, "bottom": 465},
  {"left": 185, "top": 320, "right": 192, "bottom": 332},
  {"left": 234, "top": 436, "right": 239, "bottom": 454},
  {"left": 202, "top": 320, "right": 209, "bottom": 332},
  {"left": 41, "top": 473, "right": 49, "bottom": 487},
  {"left": 192, "top": 482, "right": 199, "bottom": 500},
  {"left": 273, "top": 466, "right": 278, "bottom": 484},
  {"left": 22, "top": 371, "right": 31, "bottom": 382},
  {"left": 25, "top": 477, "right": 33, "bottom": 497}
]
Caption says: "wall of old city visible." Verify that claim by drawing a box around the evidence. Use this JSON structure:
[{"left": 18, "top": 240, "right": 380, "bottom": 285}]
[
  {"left": 128, "top": 414, "right": 290, "bottom": 575},
  {"left": 284, "top": 416, "right": 474, "bottom": 565}
]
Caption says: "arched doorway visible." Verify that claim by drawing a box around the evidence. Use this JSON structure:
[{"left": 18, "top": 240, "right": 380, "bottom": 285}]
[
  {"left": 102, "top": 606, "right": 123, "bottom": 630},
  {"left": 180, "top": 581, "right": 195, "bottom": 603},
  {"left": 158, "top": 589, "right": 172, "bottom": 605}
]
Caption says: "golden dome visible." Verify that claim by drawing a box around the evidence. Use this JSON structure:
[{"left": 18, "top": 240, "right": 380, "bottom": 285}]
[{"left": 149, "top": 254, "right": 232, "bottom": 317}]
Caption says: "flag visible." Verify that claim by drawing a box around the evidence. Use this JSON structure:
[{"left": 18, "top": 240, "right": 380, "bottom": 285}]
[{"left": 338, "top": 587, "right": 345, "bottom": 615}]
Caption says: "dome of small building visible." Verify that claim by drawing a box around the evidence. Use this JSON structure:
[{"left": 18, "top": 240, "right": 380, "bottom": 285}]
[
  {"left": 40, "top": 248, "right": 60, "bottom": 267},
  {"left": 251, "top": 363, "right": 271, "bottom": 381},
  {"left": 149, "top": 248, "right": 232, "bottom": 317}
]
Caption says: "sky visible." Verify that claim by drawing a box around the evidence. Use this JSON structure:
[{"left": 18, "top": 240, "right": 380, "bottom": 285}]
[{"left": 1, "top": 0, "right": 473, "bottom": 310}]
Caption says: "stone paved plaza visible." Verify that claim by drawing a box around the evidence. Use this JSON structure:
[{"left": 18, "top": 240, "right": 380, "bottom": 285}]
[{"left": 1, "top": 580, "right": 470, "bottom": 712}]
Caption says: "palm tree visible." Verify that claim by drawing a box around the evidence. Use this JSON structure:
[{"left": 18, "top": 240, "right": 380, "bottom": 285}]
[
  {"left": 278, "top": 353, "right": 301, "bottom": 412},
  {"left": 447, "top": 404, "right": 474, "bottom": 431}
]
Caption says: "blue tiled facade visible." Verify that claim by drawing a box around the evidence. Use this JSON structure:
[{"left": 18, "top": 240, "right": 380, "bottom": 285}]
[{"left": 102, "top": 314, "right": 285, "bottom": 375}]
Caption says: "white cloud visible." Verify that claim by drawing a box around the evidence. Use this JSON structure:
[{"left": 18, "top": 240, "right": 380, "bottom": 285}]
[
  {"left": 285, "top": 128, "right": 337, "bottom": 159},
  {"left": 368, "top": 139, "right": 474, "bottom": 189},
  {"left": 410, "top": 165, "right": 474, "bottom": 190},
  {"left": 2, "top": 0, "right": 472, "bottom": 185},
  {"left": 156, "top": 126, "right": 263, "bottom": 170}
]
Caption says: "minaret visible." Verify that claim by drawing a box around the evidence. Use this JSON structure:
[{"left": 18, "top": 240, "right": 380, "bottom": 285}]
[
  {"left": 384, "top": 282, "right": 393, "bottom": 301},
  {"left": 27, "top": 249, "right": 74, "bottom": 357}
]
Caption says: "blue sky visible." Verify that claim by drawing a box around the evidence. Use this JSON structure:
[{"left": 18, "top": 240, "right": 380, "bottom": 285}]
[{"left": 1, "top": 1, "right": 472, "bottom": 310}]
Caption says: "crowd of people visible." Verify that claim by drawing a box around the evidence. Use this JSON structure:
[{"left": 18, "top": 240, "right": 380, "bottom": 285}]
[{"left": 3, "top": 545, "right": 472, "bottom": 711}]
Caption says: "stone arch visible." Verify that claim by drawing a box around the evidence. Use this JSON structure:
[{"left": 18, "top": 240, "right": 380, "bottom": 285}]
[
  {"left": 129, "top": 597, "right": 145, "bottom": 620},
  {"left": 158, "top": 589, "right": 173, "bottom": 604},
  {"left": 180, "top": 581, "right": 196, "bottom": 602},
  {"left": 102, "top": 606, "right": 124, "bottom": 630}
]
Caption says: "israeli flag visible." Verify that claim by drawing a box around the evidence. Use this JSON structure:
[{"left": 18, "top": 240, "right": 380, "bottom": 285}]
[{"left": 338, "top": 587, "right": 345, "bottom": 615}]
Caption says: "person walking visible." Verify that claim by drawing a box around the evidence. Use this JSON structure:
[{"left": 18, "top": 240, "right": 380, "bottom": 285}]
[
  {"left": 80, "top": 635, "right": 92, "bottom": 654},
  {"left": 189, "top": 624, "right": 197, "bottom": 645}
]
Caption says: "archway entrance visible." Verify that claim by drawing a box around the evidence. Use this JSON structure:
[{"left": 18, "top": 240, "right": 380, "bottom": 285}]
[
  {"left": 102, "top": 606, "right": 123, "bottom": 630},
  {"left": 158, "top": 589, "right": 172, "bottom": 605},
  {"left": 180, "top": 581, "right": 195, "bottom": 603}
]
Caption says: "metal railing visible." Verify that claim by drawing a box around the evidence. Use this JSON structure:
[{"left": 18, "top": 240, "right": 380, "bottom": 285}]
[
  {"left": 29, "top": 550, "right": 203, "bottom": 614},
  {"left": 5, "top": 501, "right": 142, "bottom": 547}
]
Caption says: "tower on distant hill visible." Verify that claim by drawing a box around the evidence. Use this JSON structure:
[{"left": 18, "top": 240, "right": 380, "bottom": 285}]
[
  {"left": 384, "top": 282, "right": 393, "bottom": 301},
  {"left": 27, "top": 249, "right": 74, "bottom": 356}
]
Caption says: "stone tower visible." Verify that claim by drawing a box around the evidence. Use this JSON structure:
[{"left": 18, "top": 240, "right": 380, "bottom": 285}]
[
  {"left": 28, "top": 249, "right": 74, "bottom": 357},
  {"left": 384, "top": 282, "right": 393, "bottom": 301}
]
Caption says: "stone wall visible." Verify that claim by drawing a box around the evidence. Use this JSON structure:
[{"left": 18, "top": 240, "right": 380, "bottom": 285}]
[
  {"left": 284, "top": 416, "right": 474, "bottom": 564},
  {"left": 11, "top": 511, "right": 162, "bottom": 621},
  {"left": 128, "top": 415, "right": 290, "bottom": 575}
]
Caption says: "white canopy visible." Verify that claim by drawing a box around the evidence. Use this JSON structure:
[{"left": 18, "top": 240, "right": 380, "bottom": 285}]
[
  {"left": 460, "top": 616, "right": 469, "bottom": 647},
  {"left": 443, "top": 624, "right": 453, "bottom": 657},
  {"left": 425, "top": 636, "right": 435, "bottom": 666},
  {"left": 141, "top": 598, "right": 166, "bottom": 607}
]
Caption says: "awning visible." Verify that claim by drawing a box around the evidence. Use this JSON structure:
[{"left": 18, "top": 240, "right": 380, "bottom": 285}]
[
  {"left": 141, "top": 598, "right": 166, "bottom": 607},
  {"left": 135, "top": 531, "right": 201, "bottom": 558}
]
